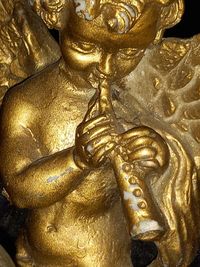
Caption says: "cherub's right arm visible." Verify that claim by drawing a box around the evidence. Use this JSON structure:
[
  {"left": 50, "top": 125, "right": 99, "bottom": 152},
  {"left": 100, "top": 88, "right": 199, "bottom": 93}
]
[{"left": 0, "top": 91, "right": 86, "bottom": 209}]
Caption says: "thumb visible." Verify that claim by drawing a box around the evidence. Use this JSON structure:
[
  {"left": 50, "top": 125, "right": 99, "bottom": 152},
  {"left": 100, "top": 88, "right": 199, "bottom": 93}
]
[{"left": 84, "top": 91, "right": 100, "bottom": 122}]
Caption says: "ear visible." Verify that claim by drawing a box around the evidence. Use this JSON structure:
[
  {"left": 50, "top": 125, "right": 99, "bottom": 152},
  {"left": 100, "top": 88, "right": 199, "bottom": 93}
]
[
  {"left": 154, "top": 0, "right": 184, "bottom": 43},
  {"left": 30, "top": 0, "right": 70, "bottom": 30}
]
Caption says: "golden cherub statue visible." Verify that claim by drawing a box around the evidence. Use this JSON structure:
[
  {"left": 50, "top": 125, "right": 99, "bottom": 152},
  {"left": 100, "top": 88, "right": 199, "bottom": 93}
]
[{"left": 0, "top": 0, "right": 199, "bottom": 266}]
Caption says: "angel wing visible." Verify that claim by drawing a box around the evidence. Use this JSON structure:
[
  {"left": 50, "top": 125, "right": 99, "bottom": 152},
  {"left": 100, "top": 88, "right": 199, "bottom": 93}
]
[
  {"left": 123, "top": 35, "right": 200, "bottom": 165},
  {"left": 0, "top": 245, "right": 15, "bottom": 267},
  {"left": 149, "top": 35, "right": 200, "bottom": 140},
  {"left": 0, "top": 0, "right": 61, "bottom": 105},
  {"left": 120, "top": 35, "right": 200, "bottom": 266}
]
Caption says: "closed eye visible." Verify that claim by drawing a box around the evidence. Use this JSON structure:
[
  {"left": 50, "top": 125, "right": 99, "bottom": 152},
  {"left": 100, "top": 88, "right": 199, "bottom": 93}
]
[
  {"left": 71, "top": 41, "right": 97, "bottom": 54},
  {"left": 118, "top": 48, "right": 139, "bottom": 58}
]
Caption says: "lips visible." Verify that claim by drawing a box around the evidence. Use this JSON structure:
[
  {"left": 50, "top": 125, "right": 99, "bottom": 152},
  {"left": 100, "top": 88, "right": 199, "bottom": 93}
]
[
  {"left": 88, "top": 72, "right": 100, "bottom": 88},
  {"left": 88, "top": 68, "right": 118, "bottom": 88}
]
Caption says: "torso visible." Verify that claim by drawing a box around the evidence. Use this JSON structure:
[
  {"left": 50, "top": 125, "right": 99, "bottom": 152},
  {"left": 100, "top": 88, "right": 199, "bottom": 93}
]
[
  {"left": 18, "top": 61, "right": 132, "bottom": 266},
  {"left": 15, "top": 37, "right": 200, "bottom": 266}
]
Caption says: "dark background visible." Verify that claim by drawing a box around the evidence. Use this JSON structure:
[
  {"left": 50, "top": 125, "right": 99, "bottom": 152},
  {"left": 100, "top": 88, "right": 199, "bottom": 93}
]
[
  {"left": 0, "top": 0, "right": 200, "bottom": 266},
  {"left": 164, "top": 0, "right": 199, "bottom": 38}
]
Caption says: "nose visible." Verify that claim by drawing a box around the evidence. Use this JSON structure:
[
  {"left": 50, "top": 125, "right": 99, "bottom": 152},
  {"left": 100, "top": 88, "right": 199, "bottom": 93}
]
[{"left": 97, "top": 52, "right": 116, "bottom": 77}]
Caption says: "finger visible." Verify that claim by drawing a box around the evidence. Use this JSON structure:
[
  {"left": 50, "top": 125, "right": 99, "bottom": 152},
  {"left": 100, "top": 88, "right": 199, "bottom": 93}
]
[
  {"left": 128, "top": 147, "right": 157, "bottom": 161},
  {"left": 85, "top": 134, "right": 114, "bottom": 155},
  {"left": 87, "top": 135, "right": 116, "bottom": 154},
  {"left": 75, "top": 146, "right": 89, "bottom": 166},
  {"left": 80, "top": 114, "right": 109, "bottom": 133},
  {"left": 155, "top": 151, "right": 168, "bottom": 168},
  {"left": 126, "top": 136, "right": 157, "bottom": 151},
  {"left": 84, "top": 123, "right": 114, "bottom": 140},
  {"left": 78, "top": 129, "right": 114, "bottom": 150},
  {"left": 84, "top": 106, "right": 98, "bottom": 122},
  {"left": 127, "top": 140, "right": 168, "bottom": 168},
  {"left": 84, "top": 96, "right": 99, "bottom": 121},
  {"left": 139, "top": 159, "right": 160, "bottom": 169},
  {"left": 121, "top": 126, "right": 154, "bottom": 141},
  {"left": 77, "top": 115, "right": 109, "bottom": 135},
  {"left": 92, "top": 142, "right": 116, "bottom": 166}
]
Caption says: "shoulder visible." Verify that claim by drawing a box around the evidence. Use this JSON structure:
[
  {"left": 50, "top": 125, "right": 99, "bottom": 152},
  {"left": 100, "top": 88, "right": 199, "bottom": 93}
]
[
  {"left": 0, "top": 86, "right": 35, "bottom": 136},
  {"left": 13, "top": 60, "right": 61, "bottom": 106},
  {"left": 1, "top": 60, "right": 61, "bottom": 123}
]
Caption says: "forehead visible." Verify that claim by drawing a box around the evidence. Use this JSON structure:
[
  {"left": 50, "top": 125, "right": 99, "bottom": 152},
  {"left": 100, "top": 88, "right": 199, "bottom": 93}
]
[{"left": 67, "top": 3, "right": 160, "bottom": 49}]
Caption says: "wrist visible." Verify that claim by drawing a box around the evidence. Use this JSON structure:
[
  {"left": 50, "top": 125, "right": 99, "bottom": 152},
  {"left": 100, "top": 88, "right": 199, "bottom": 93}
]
[{"left": 73, "top": 148, "right": 88, "bottom": 171}]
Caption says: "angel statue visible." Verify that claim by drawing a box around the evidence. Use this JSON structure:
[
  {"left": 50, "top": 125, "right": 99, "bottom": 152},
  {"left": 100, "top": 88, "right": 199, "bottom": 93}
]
[{"left": 0, "top": 0, "right": 199, "bottom": 266}]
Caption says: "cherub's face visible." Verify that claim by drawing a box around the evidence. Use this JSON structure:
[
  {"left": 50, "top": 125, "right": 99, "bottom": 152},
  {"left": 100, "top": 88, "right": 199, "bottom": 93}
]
[{"left": 60, "top": 1, "right": 161, "bottom": 85}]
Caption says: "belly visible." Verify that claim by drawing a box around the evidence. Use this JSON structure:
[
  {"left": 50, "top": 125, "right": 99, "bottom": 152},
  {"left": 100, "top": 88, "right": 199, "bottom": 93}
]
[
  {"left": 26, "top": 167, "right": 130, "bottom": 259},
  {"left": 25, "top": 91, "right": 133, "bottom": 265},
  {"left": 26, "top": 187, "right": 131, "bottom": 266},
  {"left": 67, "top": 165, "right": 120, "bottom": 214}
]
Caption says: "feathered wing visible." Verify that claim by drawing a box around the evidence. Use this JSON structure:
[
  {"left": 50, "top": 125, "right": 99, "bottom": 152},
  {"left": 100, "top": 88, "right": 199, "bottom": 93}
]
[
  {"left": 0, "top": 245, "right": 15, "bottom": 267},
  {"left": 136, "top": 35, "right": 200, "bottom": 159},
  {"left": 150, "top": 36, "right": 200, "bottom": 267},
  {"left": 122, "top": 35, "right": 200, "bottom": 266},
  {"left": 0, "top": 0, "right": 61, "bottom": 105}
]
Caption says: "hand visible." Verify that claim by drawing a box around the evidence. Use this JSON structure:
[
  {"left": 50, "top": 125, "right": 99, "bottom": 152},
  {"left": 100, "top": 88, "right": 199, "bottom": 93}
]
[
  {"left": 74, "top": 114, "right": 118, "bottom": 169},
  {"left": 119, "top": 126, "right": 169, "bottom": 170}
]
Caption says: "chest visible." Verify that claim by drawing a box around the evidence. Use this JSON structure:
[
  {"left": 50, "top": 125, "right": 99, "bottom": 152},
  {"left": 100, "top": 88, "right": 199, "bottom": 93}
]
[
  {"left": 37, "top": 90, "right": 138, "bottom": 156},
  {"left": 37, "top": 92, "right": 90, "bottom": 154}
]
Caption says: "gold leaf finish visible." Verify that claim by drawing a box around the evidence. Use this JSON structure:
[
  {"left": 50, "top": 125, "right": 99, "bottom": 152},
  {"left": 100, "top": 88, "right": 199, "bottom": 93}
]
[
  {"left": 0, "top": 0, "right": 60, "bottom": 105},
  {"left": 0, "top": 1, "right": 200, "bottom": 267}
]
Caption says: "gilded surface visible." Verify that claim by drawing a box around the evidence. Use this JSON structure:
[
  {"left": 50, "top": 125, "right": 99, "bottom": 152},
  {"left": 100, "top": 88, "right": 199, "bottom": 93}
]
[
  {"left": 0, "top": 0, "right": 199, "bottom": 267},
  {"left": 0, "top": 245, "right": 15, "bottom": 267},
  {"left": 0, "top": 0, "right": 60, "bottom": 103}
]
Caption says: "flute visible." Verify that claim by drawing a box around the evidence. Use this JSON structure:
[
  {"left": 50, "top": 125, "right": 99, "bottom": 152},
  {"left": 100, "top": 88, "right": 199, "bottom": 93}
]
[{"left": 86, "top": 79, "right": 165, "bottom": 241}]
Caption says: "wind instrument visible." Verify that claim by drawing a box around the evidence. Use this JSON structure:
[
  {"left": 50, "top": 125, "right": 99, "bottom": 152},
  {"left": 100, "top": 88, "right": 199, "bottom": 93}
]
[{"left": 85, "top": 79, "right": 165, "bottom": 241}]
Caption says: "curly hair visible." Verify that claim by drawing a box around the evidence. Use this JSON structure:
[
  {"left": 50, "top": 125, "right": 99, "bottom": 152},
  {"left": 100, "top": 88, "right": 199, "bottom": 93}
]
[
  {"left": 30, "top": 0, "right": 184, "bottom": 35},
  {"left": 29, "top": 0, "right": 66, "bottom": 29}
]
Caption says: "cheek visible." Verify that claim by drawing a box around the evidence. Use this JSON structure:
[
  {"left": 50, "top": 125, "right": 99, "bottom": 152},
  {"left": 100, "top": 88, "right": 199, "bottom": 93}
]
[
  {"left": 116, "top": 58, "right": 138, "bottom": 75},
  {"left": 62, "top": 47, "right": 99, "bottom": 71}
]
